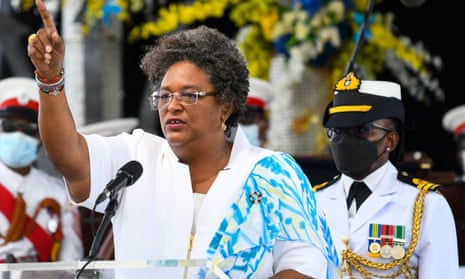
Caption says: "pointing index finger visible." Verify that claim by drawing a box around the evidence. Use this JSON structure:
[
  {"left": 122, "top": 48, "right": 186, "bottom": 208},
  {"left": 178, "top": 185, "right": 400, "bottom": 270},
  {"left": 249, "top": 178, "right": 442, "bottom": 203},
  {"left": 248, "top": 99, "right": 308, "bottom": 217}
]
[{"left": 35, "top": 0, "right": 58, "bottom": 34}]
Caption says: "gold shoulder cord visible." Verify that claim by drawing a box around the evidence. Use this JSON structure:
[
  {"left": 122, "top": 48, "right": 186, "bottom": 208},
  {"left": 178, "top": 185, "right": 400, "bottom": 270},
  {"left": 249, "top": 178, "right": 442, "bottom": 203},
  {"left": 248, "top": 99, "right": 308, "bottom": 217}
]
[
  {"left": 340, "top": 190, "right": 427, "bottom": 279},
  {"left": 3, "top": 192, "right": 27, "bottom": 243},
  {"left": 2, "top": 196, "right": 62, "bottom": 261}
]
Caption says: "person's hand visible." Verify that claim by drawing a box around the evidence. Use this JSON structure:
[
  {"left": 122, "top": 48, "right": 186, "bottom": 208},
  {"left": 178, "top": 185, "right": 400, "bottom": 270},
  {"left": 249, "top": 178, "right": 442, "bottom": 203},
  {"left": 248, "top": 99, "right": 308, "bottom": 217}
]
[{"left": 27, "top": 0, "right": 65, "bottom": 79}]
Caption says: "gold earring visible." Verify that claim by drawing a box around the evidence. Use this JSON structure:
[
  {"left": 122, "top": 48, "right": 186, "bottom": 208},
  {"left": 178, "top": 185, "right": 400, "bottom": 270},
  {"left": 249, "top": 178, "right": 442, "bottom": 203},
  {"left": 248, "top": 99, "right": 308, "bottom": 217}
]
[{"left": 222, "top": 122, "right": 227, "bottom": 131}]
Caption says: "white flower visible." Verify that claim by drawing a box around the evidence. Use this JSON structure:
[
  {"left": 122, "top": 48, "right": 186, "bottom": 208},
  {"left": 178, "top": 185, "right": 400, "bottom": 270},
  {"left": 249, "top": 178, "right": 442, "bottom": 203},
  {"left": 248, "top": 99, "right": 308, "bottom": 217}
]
[{"left": 295, "top": 22, "right": 310, "bottom": 40}]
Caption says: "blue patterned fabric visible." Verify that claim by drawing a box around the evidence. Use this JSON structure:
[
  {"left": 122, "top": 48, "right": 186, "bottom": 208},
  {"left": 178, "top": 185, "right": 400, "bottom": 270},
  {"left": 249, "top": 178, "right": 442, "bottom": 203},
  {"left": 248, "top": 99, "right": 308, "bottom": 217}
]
[{"left": 201, "top": 152, "right": 340, "bottom": 278}]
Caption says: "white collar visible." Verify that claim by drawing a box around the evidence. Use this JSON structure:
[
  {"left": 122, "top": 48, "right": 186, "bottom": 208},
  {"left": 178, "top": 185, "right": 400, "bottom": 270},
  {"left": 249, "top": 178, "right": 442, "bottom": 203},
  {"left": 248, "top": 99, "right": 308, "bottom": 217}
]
[{"left": 343, "top": 161, "right": 390, "bottom": 197}]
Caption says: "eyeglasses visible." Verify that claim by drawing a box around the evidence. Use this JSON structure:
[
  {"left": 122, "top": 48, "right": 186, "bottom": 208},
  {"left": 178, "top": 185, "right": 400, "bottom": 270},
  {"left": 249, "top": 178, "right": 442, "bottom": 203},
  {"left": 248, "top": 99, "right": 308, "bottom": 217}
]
[
  {"left": 0, "top": 119, "right": 39, "bottom": 136},
  {"left": 149, "top": 90, "right": 216, "bottom": 110},
  {"left": 326, "top": 123, "right": 392, "bottom": 142}
]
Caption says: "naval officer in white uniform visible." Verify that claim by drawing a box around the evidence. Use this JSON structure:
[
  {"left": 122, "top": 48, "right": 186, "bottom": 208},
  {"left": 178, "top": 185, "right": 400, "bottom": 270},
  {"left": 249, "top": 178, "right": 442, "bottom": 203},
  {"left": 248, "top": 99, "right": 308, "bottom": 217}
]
[{"left": 314, "top": 72, "right": 459, "bottom": 278}]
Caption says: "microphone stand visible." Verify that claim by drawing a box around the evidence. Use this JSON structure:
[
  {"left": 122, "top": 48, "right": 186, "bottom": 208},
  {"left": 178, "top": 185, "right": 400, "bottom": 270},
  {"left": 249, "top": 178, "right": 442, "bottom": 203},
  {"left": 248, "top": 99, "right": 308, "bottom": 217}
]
[
  {"left": 75, "top": 195, "right": 119, "bottom": 279},
  {"left": 88, "top": 196, "right": 119, "bottom": 260},
  {"left": 344, "top": 0, "right": 376, "bottom": 76}
]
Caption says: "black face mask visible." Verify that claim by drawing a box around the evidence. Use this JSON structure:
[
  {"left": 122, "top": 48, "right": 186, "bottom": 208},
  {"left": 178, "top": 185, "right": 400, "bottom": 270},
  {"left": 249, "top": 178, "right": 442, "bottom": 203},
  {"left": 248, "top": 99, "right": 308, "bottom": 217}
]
[{"left": 330, "top": 134, "right": 385, "bottom": 179}]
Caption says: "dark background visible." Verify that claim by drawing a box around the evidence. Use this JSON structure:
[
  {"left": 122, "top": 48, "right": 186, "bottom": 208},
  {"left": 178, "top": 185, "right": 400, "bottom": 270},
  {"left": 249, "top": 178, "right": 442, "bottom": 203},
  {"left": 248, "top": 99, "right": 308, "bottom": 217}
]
[
  {"left": 1, "top": 0, "right": 463, "bottom": 174},
  {"left": 377, "top": 0, "right": 463, "bottom": 174}
]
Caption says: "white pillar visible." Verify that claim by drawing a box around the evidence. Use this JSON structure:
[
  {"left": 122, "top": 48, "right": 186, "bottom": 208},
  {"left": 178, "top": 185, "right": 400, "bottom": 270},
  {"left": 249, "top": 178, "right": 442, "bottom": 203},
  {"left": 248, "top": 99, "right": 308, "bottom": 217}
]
[
  {"left": 99, "top": 18, "right": 123, "bottom": 120},
  {"left": 61, "top": 0, "right": 85, "bottom": 126}
]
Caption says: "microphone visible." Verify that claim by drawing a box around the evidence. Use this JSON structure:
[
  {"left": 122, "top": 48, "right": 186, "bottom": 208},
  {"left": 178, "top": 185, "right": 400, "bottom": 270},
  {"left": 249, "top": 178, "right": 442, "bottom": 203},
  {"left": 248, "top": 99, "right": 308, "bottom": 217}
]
[
  {"left": 344, "top": 0, "right": 426, "bottom": 76},
  {"left": 344, "top": 0, "right": 376, "bottom": 76},
  {"left": 400, "top": 0, "right": 426, "bottom": 8},
  {"left": 95, "top": 160, "right": 143, "bottom": 204}
]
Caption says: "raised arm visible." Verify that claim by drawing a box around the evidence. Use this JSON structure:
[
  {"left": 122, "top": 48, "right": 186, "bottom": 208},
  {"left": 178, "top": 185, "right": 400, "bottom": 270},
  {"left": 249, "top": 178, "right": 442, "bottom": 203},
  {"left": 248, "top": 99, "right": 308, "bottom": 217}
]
[{"left": 28, "top": 0, "right": 90, "bottom": 202}]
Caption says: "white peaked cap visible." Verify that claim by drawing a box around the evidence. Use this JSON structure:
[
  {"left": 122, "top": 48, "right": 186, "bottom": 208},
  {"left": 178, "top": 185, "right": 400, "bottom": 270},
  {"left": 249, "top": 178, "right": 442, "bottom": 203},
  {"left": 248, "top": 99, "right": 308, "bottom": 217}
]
[
  {"left": 324, "top": 72, "right": 404, "bottom": 128},
  {"left": 247, "top": 77, "right": 274, "bottom": 109},
  {"left": 442, "top": 104, "right": 465, "bottom": 137},
  {"left": 0, "top": 77, "right": 39, "bottom": 107},
  {"left": 357, "top": 80, "right": 402, "bottom": 100},
  {"left": 0, "top": 77, "right": 39, "bottom": 122}
]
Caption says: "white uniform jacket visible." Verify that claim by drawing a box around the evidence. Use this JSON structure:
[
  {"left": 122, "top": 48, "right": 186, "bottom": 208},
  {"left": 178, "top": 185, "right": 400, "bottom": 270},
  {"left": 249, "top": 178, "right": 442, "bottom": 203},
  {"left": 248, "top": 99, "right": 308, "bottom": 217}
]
[{"left": 314, "top": 161, "right": 459, "bottom": 279}]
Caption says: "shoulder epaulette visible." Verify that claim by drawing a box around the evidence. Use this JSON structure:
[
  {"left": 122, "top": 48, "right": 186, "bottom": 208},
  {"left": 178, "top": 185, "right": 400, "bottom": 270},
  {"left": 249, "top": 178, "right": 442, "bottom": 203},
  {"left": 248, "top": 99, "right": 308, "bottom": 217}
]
[
  {"left": 397, "top": 171, "right": 442, "bottom": 192},
  {"left": 313, "top": 174, "right": 341, "bottom": 192}
]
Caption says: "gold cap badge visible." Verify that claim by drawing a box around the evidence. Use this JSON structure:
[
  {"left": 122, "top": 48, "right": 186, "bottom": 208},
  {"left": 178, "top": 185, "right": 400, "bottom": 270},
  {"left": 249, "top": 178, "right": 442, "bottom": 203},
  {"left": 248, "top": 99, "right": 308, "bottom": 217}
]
[{"left": 335, "top": 72, "right": 361, "bottom": 91}]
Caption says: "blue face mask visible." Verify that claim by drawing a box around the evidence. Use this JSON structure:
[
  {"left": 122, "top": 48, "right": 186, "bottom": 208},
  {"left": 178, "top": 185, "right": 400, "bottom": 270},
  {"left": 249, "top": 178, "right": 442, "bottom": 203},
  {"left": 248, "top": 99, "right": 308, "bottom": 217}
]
[
  {"left": 0, "top": 132, "right": 39, "bottom": 168},
  {"left": 241, "top": 124, "right": 261, "bottom": 147}
]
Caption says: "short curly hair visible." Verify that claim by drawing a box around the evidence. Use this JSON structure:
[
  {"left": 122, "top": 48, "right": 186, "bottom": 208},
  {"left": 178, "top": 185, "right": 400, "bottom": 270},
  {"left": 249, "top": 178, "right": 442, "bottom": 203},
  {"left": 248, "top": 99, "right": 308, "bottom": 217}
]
[{"left": 140, "top": 25, "right": 249, "bottom": 130}]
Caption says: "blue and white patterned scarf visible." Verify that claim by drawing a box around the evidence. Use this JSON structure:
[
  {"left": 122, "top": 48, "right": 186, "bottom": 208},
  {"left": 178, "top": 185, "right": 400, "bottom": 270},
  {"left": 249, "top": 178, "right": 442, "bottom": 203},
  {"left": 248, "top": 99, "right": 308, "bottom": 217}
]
[{"left": 201, "top": 152, "right": 340, "bottom": 278}]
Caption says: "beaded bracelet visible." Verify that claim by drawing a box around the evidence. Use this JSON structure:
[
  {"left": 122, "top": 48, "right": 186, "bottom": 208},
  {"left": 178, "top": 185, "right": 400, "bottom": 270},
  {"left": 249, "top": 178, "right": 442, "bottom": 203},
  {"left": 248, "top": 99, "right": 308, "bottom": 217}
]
[{"left": 34, "top": 69, "right": 65, "bottom": 96}]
